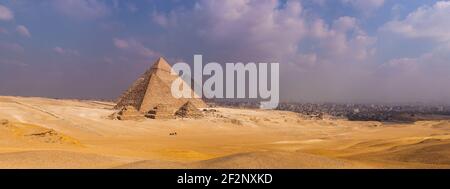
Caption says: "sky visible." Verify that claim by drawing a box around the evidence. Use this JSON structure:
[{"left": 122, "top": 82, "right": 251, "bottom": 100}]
[{"left": 0, "top": 0, "right": 450, "bottom": 104}]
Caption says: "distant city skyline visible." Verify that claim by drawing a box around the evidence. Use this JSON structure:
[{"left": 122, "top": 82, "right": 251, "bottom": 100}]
[{"left": 0, "top": 0, "right": 449, "bottom": 104}]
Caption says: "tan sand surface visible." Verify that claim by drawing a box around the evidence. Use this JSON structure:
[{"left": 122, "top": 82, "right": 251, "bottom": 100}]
[{"left": 1, "top": 96, "right": 450, "bottom": 168}]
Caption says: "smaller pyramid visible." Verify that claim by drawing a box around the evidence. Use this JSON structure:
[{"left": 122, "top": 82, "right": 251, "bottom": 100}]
[
  {"left": 175, "top": 101, "right": 203, "bottom": 119},
  {"left": 109, "top": 106, "right": 144, "bottom": 120},
  {"left": 145, "top": 104, "right": 176, "bottom": 119}
]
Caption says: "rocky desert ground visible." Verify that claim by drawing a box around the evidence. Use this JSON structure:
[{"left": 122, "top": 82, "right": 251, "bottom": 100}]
[{"left": 1, "top": 96, "right": 450, "bottom": 169}]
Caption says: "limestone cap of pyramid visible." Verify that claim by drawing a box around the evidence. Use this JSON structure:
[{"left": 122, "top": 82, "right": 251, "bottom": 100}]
[{"left": 150, "top": 57, "right": 173, "bottom": 73}]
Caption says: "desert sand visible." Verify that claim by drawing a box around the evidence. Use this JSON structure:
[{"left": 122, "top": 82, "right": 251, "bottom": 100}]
[{"left": 1, "top": 95, "right": 450, "bottom": 169}]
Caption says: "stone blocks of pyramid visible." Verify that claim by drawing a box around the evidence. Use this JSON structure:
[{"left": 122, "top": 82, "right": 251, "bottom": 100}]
[
  {"left": 115, "top": 57, "right": 206, "bottom": 116},
  {"left": 175, "top": 101, "right": 204, "bottom": 119}
]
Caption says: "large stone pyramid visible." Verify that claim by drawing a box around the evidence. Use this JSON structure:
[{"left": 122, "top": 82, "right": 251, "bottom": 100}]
[{"left": 115, "top": 57, "right": 206, "bottom": 113}]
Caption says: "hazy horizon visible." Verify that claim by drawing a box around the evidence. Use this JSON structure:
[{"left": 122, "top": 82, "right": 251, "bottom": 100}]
[{"left": 1, "top": 0, "right": 450, "bottom": 104}]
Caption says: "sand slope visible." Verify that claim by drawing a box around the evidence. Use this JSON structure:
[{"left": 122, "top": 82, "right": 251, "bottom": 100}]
[
  {"left": 0, "top": 150, "right": 135, "bottom": 169},
  {"left": 1, "top": 96, "right": 450, "bottom": 168},
  {"left": 116, "top": 151, "right": 364, "bottom": 169}
]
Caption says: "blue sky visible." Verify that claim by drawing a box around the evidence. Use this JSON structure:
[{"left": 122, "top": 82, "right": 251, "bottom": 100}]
[{"left": 0, "top": 0, "right": 449, "bottom": 103}]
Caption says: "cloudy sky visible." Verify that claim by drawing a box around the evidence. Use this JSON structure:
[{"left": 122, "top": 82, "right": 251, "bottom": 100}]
[{"left": 0, "top": 0, "right": 449, "bottom": 104}]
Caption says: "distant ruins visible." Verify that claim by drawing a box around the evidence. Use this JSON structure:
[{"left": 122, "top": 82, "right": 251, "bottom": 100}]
[{"left": 113, "top": 57, "right": 206, "bottom": 120}]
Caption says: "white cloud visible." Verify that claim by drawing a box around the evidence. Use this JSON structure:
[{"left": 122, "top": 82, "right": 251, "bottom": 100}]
[
  {"left": 16, "top": 25, "right": 31, "bottom": 38},
  {"left": 0, "top": 5, "right": 14, "bottom": 21},
  {"left": 377, "top": 43, "right": 450, "bottom": 102},
  {"left": 332, "top": 16, "right": 360, "bottom": 32},
  {"left": 155, "top": 0, "right": 375, "bottom": 66},
  {"left": 383, "top": 43, "right": 450, "bottom": 73},
  {"left": 341, "top": 0, "right": 385, "bottom": 12},
  {"left": 113, "top": 38, "right": 159, "bottom": 58},
  {"left": 53, "top": 47, "right": 80, "bottom": 56},
  {"left": 113, "top": 38, "right": 129, "bottom": 49},
  {"left": 306, "top": 16, "right": 376, "bottom": 64},
  {"left": 53, "top": 0, "right": 109, "bottom": 20},
  {"left": 158, "top": 0, "right": 308, "bottom": 62},
  {"left": 147, "top": 0, "right": 380, "bottom": 102},
  {"left": 382, "top": 1, "right": 450, "bottom": 42},
  {"left": 152, "top": 12, "right": 169, "bottom": 28},
  {"left": 372, "top": 2, "right": 450, "bottom": 103}
]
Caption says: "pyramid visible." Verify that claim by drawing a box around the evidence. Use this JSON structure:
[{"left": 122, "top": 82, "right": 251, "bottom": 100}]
[
  {"left": 145, "top": 104, "right": 175, "bottom": 119},
  {"left": 109, "top": 106, "right": 144, "bottom": 121},
  {"left": 115, "top": 57, "right": 206, "bottom": 113},
  {"left": 175, "top": 101, "right": 204, "bottom": 119}
]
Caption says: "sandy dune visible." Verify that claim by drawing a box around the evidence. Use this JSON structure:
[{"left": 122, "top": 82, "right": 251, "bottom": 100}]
[
  {"left": 1, "top": 96, "right": 450, "bottom": 168},
  {"left": 116, "top": 151, "right": 363, "bottom": 169},
  {"left": 0, "top": 150, "right": 135, "bottom": 169}
]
